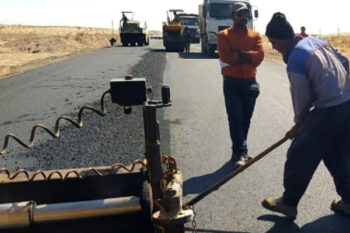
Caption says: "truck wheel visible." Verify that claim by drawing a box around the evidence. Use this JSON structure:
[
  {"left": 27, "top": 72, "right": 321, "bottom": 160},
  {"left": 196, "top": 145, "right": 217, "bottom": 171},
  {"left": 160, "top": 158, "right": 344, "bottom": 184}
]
[
  {"left": 131, "top": 42, "right": 136, "bottom": 46},
  {"left": 138, "top": 39, "right": 144, "bottom": 46},
  {"left": 201, "top": 43, "right": 207, "bottom": 55},
  {"left": 122, "top": 42, "right": 128, "bottom": 47},
  {"left": 201, "top": 38, "right": 208, "bottom": 55}
]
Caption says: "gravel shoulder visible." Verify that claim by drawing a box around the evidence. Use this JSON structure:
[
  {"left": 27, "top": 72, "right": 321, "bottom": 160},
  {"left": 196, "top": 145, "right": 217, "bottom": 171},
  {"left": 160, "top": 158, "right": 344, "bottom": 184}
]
[{"left": 3, "top": 49, "right": 166, "bottom": 172}]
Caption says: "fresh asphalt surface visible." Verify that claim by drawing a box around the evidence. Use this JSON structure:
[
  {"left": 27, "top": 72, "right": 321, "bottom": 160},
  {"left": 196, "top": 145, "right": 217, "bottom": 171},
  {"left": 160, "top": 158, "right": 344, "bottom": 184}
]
[
  {"left": 0, "top": 40, "right": 349, "bottom": 232},
  {"left": 0, "top": 45, "right": 146, "bottom": 148}
]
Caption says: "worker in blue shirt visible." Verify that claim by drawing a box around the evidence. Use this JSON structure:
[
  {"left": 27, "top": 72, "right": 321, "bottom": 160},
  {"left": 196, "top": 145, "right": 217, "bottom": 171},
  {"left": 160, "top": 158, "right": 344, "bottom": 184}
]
[{"left": 262, "top": 12, "right": 350, "bottom": 220}]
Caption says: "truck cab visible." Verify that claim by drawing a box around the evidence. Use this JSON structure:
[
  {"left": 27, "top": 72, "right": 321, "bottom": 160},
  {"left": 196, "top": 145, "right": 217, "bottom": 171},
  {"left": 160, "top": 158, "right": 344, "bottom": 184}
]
[
  {"left": 198, "top": 0, "right": 258, "bottom": 56},
  {"left": 179, "top": 14, "right": 200, "bottom": 43}
]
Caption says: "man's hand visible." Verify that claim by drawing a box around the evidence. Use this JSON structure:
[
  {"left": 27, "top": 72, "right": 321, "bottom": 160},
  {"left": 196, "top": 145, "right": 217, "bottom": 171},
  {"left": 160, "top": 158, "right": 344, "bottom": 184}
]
[
  {"left": 232, "top": 49, "right": 252, "bottom": 64},
  {"left": 285, "top": 124, "right": 300, "bottom": 139}
]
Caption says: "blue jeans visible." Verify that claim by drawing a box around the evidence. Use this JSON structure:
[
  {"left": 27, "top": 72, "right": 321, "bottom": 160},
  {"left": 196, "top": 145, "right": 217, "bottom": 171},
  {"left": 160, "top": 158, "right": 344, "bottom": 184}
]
[{"left": 223, "top": 76, "right": 259, "bottom": 159}]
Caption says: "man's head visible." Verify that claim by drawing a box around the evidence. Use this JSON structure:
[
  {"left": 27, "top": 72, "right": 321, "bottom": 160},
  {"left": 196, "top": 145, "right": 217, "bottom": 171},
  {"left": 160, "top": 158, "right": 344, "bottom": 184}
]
[
  {"left": 301, "top": 26, "right": 306, "bottom": 33},
  {"left": 265, "top": 12, "right": 295, "bottom": 61},
  {"left": 231, "top": 2, "right": 250, "bottom": 28}
]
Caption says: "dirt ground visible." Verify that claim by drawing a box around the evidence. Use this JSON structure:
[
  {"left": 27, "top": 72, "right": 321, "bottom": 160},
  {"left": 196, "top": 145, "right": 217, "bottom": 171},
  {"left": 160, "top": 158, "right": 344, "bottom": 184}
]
[
  {"left": 1, "top": 25, "right": 350, "bottom": 79},
  {"left": 263, "top": 34, "right": 350, "bottom": 65},
  {"left": 0, "top": 25, "right": 118, "bottom": 79}
]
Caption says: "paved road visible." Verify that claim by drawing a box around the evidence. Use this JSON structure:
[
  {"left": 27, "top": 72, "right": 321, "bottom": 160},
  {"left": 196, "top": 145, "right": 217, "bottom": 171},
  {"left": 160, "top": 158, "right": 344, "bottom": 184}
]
[
  {"left": 0, "top": 45, "right": 149, "bottom": 153},
  {"left": 160, "top": 42, "right": 350, "bottom": 232}
]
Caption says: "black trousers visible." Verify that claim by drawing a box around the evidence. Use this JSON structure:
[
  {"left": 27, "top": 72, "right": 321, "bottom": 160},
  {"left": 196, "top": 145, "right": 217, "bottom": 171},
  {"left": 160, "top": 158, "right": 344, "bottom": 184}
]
[
  {"left": 283, "top": 99, "right": 350, "bottom": 206},
  {"left": 223, "top": 76, "right": 259, "bottom": 157}
]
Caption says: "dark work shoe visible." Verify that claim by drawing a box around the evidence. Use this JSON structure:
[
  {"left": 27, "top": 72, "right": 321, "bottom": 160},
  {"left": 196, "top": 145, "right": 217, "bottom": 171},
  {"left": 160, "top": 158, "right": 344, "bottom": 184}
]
[
  {"left": 262, "top": 197, "right": 297, "bottom": 220},
  {"left": 331, "top": 199, "right": 350, "bottom": 216}
]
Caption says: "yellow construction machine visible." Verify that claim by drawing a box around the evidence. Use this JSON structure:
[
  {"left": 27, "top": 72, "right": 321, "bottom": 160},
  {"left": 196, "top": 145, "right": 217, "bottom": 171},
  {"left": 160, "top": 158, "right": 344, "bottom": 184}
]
[
  {"left": 162, "top": 9, "right": 185, "bottom": 52},
  {"left": 119, "top": 11, "right": 149, "bottom": 47}
]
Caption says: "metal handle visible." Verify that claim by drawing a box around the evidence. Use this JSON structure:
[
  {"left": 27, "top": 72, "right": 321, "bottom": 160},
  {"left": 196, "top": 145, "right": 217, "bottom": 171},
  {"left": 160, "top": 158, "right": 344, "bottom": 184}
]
[{"left": 185, "top": 136, "right": 289, "bottom": 207}]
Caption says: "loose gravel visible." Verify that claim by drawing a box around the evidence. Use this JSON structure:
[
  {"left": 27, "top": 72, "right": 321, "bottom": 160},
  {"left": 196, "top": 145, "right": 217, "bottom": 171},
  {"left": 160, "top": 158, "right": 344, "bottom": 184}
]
[{"left": 3, "top": 49, "right": 167, "bottom": 172}]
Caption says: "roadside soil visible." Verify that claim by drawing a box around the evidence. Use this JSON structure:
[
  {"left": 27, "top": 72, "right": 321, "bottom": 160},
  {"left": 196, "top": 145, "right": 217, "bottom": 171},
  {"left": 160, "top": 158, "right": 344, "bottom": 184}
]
[
  {"left": 262, "top": 34, "right": 350, "bottom": 65},
  {"left": 0, "top": 25, "right": 118, "bottom": 79}
]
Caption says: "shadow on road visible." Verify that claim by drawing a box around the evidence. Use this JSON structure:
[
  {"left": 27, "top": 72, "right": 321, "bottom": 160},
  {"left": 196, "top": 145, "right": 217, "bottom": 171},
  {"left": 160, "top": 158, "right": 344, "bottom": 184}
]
[
  {"left": 178, "top": 52, "right": 219, "bottom": 59},
  {"left": 151, "top": 49, "right": 219, "bottom": 59},
  {"left": 152, "top": 49, "right": 167, "bottom": 53},
  {"left": 183, "top": 160, "right": 236, "bottom": 196},
  {"left": 184, "top": 227, "right": 249, "bottom": 233},
  {"left": 259, "top": 214, "right": 350, "bottom": 233}
]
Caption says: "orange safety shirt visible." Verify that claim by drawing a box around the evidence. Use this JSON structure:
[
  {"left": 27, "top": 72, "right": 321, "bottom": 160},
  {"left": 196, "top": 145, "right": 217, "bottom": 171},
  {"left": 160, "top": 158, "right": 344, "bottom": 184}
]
[{"left": 217, "top": 26, "right": 264, "bottom": 79}]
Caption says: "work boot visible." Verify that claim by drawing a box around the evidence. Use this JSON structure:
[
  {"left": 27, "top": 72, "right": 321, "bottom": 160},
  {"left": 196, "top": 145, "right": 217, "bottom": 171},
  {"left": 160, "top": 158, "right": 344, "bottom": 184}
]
[
  {"left": 262, "top": 197, "right": 297, "bottom": 220},
  {"left": 331, "top": 199, "right": 350, "bottom": 216},
  {"left": 236, "top": 154, "right": 252, "bottom": 167}
]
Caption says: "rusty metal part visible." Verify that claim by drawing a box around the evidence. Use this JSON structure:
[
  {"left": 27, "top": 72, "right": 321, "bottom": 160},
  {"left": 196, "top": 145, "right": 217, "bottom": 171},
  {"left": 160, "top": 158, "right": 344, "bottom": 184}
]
[
  {"left": 160, "top": 155, "right": 178, "bottom": 195},
  {"left": 153, "top": 165, "right": 193, "bottom": 233},
  {"left": 0, "top": 196, "right": 141, "bottom": 229},
  {"left": 162, "top": 155, "right": 177, "bottom": 173},
  {"left": 153, "top": 208, "right": 193, "bottom": 232},
  {"left": 155, "top": 225, "right": 166, "bottom": 233},
  {"left": 185, "top": 136, "right": 289, "bottom": 207},
  {"left": 0, "top": 90, "right": 110, "bottom": 155},
  {"left": 0, "top": 160, "right": 146, "bottom": 182},
  {"left": 190, "top": 205, "right": 198, "bottom": 233}
]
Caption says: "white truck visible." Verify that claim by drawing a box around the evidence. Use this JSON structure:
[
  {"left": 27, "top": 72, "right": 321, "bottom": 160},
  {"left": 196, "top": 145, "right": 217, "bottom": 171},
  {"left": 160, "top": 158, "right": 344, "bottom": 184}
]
[
  {"left": 179, "top": 14, "right": 200, "bottom": 43},
  {"left": 198, "top": 0, "right": 258, "bottom": 57}
]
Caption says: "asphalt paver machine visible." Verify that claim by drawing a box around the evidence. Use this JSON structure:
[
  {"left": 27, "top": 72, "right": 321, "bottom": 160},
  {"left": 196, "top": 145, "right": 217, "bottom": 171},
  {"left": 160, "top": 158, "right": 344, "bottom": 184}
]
[{"left": 0, "top": 76, "right": 194, "bottom": 233}]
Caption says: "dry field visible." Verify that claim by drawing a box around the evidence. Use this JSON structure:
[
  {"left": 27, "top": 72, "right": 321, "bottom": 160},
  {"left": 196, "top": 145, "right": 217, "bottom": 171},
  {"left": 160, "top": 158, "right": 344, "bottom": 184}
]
[
  {"left": 262, "top": 34, "right": 350, "bottom": 64},
  {"left": 1, "top": 25, "right": 350, "bottom": 79},
  {"left": 0, "top": 25, "right": 118, "bottom": 79}
]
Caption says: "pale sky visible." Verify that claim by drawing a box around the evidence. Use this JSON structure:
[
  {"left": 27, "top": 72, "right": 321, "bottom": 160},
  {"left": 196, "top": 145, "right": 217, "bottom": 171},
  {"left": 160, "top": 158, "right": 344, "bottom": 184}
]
[{"left": 0, "top": 0, "right": 348, "bottom": 35}]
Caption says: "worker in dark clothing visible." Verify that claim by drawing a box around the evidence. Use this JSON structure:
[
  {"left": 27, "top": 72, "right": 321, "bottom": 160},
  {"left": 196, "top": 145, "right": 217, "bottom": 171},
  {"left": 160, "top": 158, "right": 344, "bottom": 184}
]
[
  {"left": 121, "top": 13, "right": 128, "bottom": 25},
  {"left": 296, "top": 26, "right": 309, "bottom": 38},
  {"left": 217, "top": 2, "right": 264, "bottom": 167},
  {"left": 183, "top": 27, "right": 191, "bottom": 53},
  {"left": 262, "top": 12, "right": 350, "bottom": 220}
]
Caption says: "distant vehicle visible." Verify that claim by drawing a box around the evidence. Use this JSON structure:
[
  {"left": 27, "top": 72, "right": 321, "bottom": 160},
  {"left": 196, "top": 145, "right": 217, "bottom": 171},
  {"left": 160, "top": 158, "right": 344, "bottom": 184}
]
[
  {"left": 198, "top": 0, "right": 259, "bottom": 56},
  {"left": 151, "top": 34, "right": 163, "bottom": 40},
  {"left": 119, "top": 11, "right": 150, "bottom": 47},
  {"left": 162, "top": 9, "right": 185, "bottom": 52},
  {"left": 179, "top": 14, "right": 200, "bottom": 43}
]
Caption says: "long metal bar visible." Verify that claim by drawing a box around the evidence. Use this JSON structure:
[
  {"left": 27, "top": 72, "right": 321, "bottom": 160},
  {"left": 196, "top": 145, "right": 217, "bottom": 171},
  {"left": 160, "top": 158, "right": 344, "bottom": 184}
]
[
  {"left": 0, "top": 201, "right": 33, "bottom": 228},
  {"left": 185, "top": 136, "right": 289, "bottom": 207},
  {"left": 143, "top": 104, "right": 163, "bottom": 203},
  {"left": 0, "top": 196, "right": 141, "bottom": 229}
]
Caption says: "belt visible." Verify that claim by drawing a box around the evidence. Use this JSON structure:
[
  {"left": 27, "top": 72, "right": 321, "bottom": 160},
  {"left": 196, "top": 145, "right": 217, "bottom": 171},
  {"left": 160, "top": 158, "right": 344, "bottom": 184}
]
[{"left": 223, "top": 76, "right": 256, "bottom": 82}]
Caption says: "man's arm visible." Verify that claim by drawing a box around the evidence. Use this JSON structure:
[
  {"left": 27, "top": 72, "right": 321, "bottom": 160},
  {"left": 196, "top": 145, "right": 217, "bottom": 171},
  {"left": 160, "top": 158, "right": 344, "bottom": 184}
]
[
  {"left": 235, "top": 50, "right": 252, "bottom": 64},
  {"left": 289, "top": 72, "right": 313, "bottom": 124},
  {"left": 231, "top": 33, "right": 264, "bottom": 66},
  {"left": 246, "top": 33, "right": 264, "bottom": 67},
  {"left": 217, "top": 32, "right": 240, "bottom": 65}
]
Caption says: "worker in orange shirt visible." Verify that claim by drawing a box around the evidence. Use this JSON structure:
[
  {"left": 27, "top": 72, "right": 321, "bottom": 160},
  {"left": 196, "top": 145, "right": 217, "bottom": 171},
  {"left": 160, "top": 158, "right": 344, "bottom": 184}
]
[{"left": 217, "top": 2, "right": 264, "bottom": 167}]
